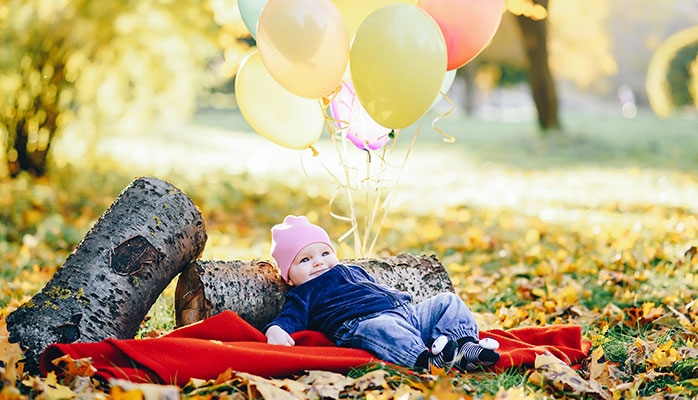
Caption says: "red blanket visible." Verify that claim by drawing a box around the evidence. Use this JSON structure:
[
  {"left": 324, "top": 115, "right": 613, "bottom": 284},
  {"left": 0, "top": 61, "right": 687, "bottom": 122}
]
[{"left": 40, "top": 311, "right": 590, "bottom": 386}]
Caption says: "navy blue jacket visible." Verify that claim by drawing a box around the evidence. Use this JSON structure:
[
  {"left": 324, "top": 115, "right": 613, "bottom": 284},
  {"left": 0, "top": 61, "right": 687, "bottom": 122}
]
[{"left": 264, "top": 264, "right": 412, "bottom": 337}]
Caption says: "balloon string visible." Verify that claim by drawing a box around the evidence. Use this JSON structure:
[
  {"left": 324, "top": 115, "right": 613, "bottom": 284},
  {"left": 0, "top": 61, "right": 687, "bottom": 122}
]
[
  {"left": 362, "top": 143, "right": 391, "bottom": 256},
  {"left": 431, "top": 91, "right": 456, "bottom": 143},
  {"left": 366, "top": 127, "right": 418, "bottom": 255},
  {"left": 316, "top": 99, "right": 417, "bottom": 258},
  {"left": 320, "top": 99, "right": 363, "bottom": 256}
]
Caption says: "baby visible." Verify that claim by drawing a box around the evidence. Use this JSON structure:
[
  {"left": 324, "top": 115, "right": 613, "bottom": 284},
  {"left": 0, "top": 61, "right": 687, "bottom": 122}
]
[{"left": 264, "top": 215, "right": 500, "bottom": 372}]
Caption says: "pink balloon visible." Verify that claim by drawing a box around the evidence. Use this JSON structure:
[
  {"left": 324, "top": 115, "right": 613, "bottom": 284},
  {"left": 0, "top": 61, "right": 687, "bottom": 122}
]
[
  {"left": 418, "top": 0, "right": 504, "bottom": 70},
  {"left": 329, "top": 81, "right": 391, "bottom": 151}
]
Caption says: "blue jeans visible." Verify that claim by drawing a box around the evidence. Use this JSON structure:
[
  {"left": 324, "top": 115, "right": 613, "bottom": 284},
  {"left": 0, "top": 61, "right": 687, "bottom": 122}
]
[{"left": 332, "top": 292, "right": 479, "bottom": 368}]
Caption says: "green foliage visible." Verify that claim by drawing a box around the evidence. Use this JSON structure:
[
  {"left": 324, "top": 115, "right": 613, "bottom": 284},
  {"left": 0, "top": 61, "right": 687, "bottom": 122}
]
[
  {"left": 456, "top": 368, "right": 534, "bottom": 397},
  {"left": 667, "top": 42, "right": 698, "bottom": 107},
  {"left": 0, "top": 0, "right": 222, "bottom": 177},
  {"left": 496, "top": 62, "right": 529, "bottom": 87}
]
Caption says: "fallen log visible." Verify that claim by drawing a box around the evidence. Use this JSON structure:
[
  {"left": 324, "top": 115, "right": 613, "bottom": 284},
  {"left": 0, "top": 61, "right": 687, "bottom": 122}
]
[
  {"left": 175, "top": 253, "right": 454, "bottom": 330},
  {"left": 7, "top": 177, "right": 207, "bottom": 374}
]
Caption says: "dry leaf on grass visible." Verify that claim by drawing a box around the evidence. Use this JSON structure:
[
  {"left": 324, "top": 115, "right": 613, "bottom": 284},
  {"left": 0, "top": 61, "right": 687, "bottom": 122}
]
[
  {"left": 109, "top": 379, "right": 179, "bottom": 400},
  {"left": 530, "top": 352, "right": 611, "bottom": 400},
  {"left": 298, "top": 370, "right": 355, "bottom": 399}
]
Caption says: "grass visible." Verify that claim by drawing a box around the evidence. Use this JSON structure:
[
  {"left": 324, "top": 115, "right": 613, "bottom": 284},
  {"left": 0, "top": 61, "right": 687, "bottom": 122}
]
[{"left": 3, "top": 105, "right": 698, "bottom": 398}]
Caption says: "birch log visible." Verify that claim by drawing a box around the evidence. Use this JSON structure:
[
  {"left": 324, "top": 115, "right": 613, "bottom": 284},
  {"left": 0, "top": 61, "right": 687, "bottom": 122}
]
[
  {"left": 6, "top": 177, "right": 207, "bottom": 374},
  {"left": 175, "top": 253, "right": 454, "bottom": 330}
]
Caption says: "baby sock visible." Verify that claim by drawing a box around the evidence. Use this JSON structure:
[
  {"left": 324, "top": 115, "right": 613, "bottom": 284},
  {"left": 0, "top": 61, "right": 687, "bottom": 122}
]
[
  {"left": 415, "top": 337, "right": 458, "bottom": 372},
  {"left": 455, "top": 337, "right": 500, "bottom": 371}
]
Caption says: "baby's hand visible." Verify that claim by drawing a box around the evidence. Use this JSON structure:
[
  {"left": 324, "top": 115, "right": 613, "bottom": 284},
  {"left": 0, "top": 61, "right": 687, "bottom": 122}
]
[{"left": 265, "top": 325, "right": 295, "bottom": 346}]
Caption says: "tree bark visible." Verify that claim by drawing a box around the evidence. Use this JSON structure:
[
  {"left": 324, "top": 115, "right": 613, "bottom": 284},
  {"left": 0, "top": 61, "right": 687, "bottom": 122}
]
[
  {"left": 175, "top": 253, "right": 455, "bottom": 331},
  {"left": 6, "top": 177, "right": 207, "bottom": 374},
  {"left": 515, "top": 0, "right": 561, "bottom": 132}
]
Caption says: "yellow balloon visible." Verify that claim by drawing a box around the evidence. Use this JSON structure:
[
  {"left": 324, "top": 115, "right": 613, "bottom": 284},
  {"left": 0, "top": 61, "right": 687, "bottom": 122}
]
[
  {"left": 350, "top": 4, "right": 446, "bottom": 129},
  {"left": 257, "top": 0, "right": 349, "bottom": 99},
  {"left": 235, "top": 51, "right": 324, "bottom": 149},
  {"left": 332, "top": 0, "right": 417, "bottom": 41}
]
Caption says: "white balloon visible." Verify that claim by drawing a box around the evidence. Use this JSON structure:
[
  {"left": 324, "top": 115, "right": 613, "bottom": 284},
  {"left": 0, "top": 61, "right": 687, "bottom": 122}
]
[
  {"left": 238, "top": 0, "right": 268, "bottom": 38},
  {"left": 428, "top": 69, "right": 457, "bottom": 111}
]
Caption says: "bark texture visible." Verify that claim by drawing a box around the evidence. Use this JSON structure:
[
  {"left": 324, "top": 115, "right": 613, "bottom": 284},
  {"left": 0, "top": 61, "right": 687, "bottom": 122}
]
[
  {"left": 175, "top": 253, "right": 454, "bottom": 330},
  {"left": 6, "top": 177, "right": 207, "bottom": 373}
]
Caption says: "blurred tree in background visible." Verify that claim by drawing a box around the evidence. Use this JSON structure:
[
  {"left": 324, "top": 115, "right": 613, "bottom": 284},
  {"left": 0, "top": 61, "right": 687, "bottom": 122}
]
[
  {"left": 1, "top": 0, "right": 695, "bottom": 177},
  {"left": 509, "top": 0, "right": 560, "bottom": 131},
  {"left": 0, "top": 0, "right": 250, "bottom": 178}
]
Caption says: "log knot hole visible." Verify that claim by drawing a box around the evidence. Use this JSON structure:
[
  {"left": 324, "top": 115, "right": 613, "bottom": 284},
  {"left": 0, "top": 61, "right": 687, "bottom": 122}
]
[
  {"left": 52, "top": 313, "right": 82, "bottom": 344},
  {"left": 110, "top": 235, "right": 164, "bottom": 276}
]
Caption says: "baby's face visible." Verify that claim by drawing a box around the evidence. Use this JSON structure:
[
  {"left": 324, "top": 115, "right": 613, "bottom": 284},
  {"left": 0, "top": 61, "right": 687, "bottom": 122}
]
[{"left": 287, "top": 242, "right": 339, "bottom": 286}]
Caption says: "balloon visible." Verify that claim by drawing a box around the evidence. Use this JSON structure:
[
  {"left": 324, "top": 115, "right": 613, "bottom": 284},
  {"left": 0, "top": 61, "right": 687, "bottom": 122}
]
[
  {"left": 329, "top": 81, "right": 391, "bottom": 151},
  {"left": 418, "top": 0, "right": 504, "bottom": 70},
  {"left": 350, "top": 4, "right": 446, "bottom": 129},
  {"left": 235, "top": 51, "right": 324, "bottom": 149},
  {"left": 238, "top": 0, "right": 268, "bottom": 39},
  {"left": 428, "top": 69, "right": 457, "bottom": 111},
  {"left": 256, "top": 0, "right": 349, "bottom": 99},
  {"left": 332, "top": 0, "right": 417, "bottom": 41}
]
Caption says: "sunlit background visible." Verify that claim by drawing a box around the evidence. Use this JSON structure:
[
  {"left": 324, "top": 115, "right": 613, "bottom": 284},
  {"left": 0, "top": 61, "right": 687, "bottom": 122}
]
[{"left": 2, "top": 0, "right": 698, "bottom": 260}]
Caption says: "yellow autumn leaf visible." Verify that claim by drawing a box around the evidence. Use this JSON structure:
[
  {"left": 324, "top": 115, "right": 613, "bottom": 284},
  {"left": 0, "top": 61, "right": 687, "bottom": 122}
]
[
  {"left": 109, "top": 385, "right": 144, "bottom": 400},
  {"left": 428, "top": 376, "right": 468, "bottom": 400},
  {"left": 353, "top": 369, "right": 389, "bottom": 391},
  {"left": 31, "top": 372, "right": 76, "bottom": 400},
  {"left": 109, "top": 379, "right": 180, "bottom": 400},
  {"left": 0, "top": 318, "right": 22, "bottom": 381},
  {"left": 588, "top": 346, "right": 618, "bottom": 389},
  {"left": 647, "top": 340, "right": 679, "bottom": 368}
]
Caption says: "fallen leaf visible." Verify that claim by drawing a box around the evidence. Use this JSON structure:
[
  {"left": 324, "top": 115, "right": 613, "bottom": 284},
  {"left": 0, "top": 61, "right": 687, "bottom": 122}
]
[
  {"left": 589, "top": 346, "right": 616, "bottom": 388},
  {"left": 28, "top": 372, "right": 76, "bottom": 400},
  {"left": 353, "top": 369, "right": 389, "bottom": 391},
  {"left": 50, "top": 354, "right": 96, "bottom": 383},
  {"left": 109, "top": 379, "right": 179, "bottom": 400},
  {"left": 428, "top": 377, "right": 467, "bottom": 400},
  {"left": 532, "top": 353, "right": 611, "bottom": 400},
  {"left": 0, "top": 317, "right": 22, "bottom": 382},
  {"left": 299, "top": 370, "right": 354, "bottom": 399},
  {"left": 234, "top": 372, "right": 298, "bottom": 400}
]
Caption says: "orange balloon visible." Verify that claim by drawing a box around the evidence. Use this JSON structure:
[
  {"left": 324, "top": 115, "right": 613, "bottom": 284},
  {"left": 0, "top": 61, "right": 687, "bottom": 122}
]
[{"left": 418, "top": 0, "right": 504, "bottom": 70}]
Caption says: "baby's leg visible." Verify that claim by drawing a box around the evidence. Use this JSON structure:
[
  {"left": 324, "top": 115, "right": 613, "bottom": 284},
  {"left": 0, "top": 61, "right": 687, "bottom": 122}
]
[
  {"left": 411, "top": 292, "right": 480, "bottom": 341},
  {"left": 335, "top": 311, "right": 429, "bottom": 369},
  {"left": 412, "top": 292, "right": 500, "bottom": 371}
]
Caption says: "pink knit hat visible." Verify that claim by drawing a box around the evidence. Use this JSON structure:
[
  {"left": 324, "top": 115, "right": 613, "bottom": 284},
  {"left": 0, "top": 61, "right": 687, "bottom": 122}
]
[{"left": 270, "top": 215, "right": 334, "bottom": 282}]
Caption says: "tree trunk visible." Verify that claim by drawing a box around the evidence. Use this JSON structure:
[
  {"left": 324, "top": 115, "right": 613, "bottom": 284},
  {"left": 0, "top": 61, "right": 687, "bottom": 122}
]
[
  {"left": 175, "top": 253, "right": 455, "bottom": 331},
  {"left": 515, "top": 0, "right": 561, "bottom": 132},
  {"left": 6, "top": 177, "right": 207, "bottom": 374},
  {"left": 9, "top": 58, "right": 64, "bottom": 178},
  {"left": 457, "top": 61, "right": 478, "bottom": 115}
]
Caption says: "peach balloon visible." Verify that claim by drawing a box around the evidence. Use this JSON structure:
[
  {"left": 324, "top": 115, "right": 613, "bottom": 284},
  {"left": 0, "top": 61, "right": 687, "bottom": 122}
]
[{"left": 257, "top": 0, "right": 349, "bottom": 98}]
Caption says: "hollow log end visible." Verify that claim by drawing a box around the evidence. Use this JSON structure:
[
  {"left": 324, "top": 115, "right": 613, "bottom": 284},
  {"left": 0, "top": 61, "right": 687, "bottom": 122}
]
[{"left": 175, "top": 262, "right": 211, "bottom": 327}]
